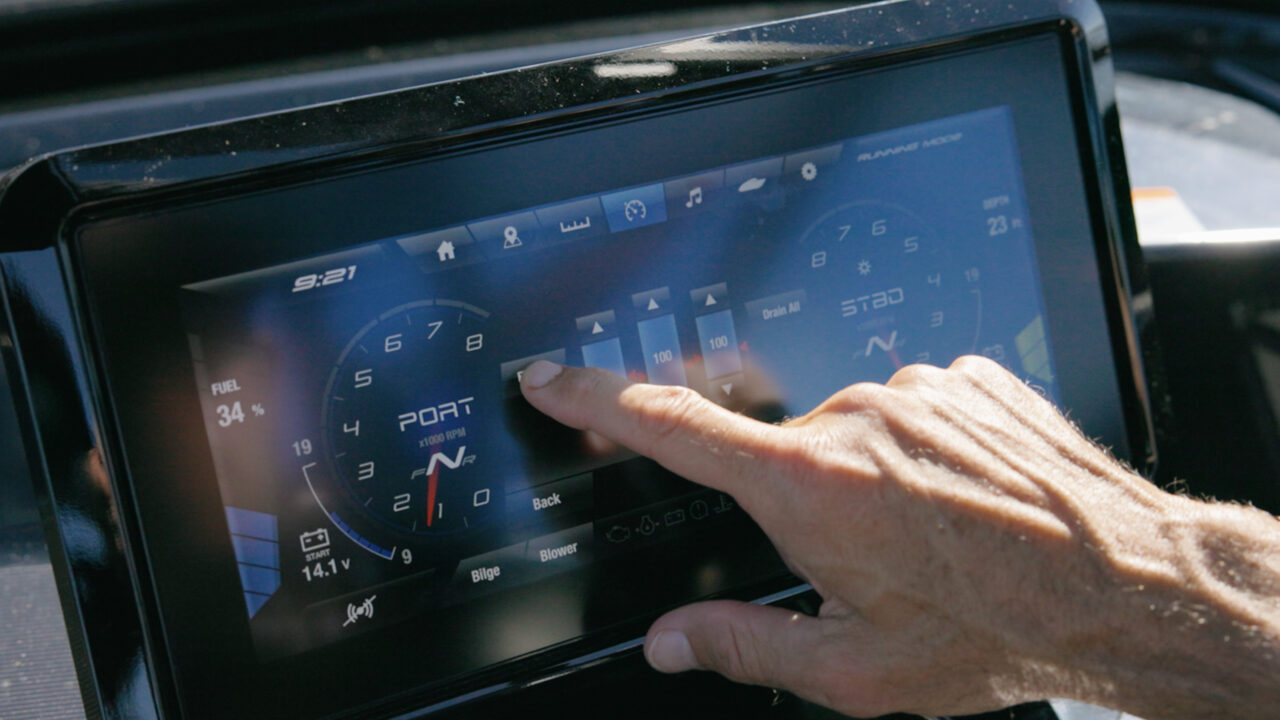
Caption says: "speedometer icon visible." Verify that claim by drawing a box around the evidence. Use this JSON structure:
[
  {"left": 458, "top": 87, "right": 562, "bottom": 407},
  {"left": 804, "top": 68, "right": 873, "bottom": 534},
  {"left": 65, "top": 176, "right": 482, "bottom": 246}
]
[{"left": 623, "top": 198, "right": 647, "bottom": 222}]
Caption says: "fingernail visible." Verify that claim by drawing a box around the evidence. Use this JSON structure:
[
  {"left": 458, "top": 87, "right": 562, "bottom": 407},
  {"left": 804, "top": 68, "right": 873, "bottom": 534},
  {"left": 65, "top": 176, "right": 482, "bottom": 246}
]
[
  {"left": 646, "top": 630, "right": 699, "bottom": 673},
  {"left": 521, "top": 360, "right": 563, "bottom": 389}
]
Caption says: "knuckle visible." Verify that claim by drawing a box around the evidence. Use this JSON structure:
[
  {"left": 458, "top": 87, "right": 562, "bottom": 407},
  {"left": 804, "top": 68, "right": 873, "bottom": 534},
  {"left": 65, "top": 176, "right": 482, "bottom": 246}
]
[
  {"left": 828, "top": 383, "right": 916, "bottom": 433},
  {"left": 949, "top": 354, "right": 1028, "bottom": 396},
  {"left": 629, "top": 384, "right": 705, "bottom": 453},
  {"left": 826, "top": 382, "right": 890, "bottom": 413},
  {"left": 888, "top": 362, "right": 944, "bottom": 388},
  {"left": 949, "top": 353, "right": 1000, "bottom": 379},
  {"left": 562, "top": 366, "right": 608, "bottom": 404},
  {"left": 555, "top": 367, "right": 612, "bottom": 426}
]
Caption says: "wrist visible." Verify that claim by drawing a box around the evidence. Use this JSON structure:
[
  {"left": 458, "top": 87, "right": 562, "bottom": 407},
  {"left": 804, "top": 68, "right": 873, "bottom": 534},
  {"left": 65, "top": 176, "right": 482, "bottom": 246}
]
[{"left": 1062, "top": 491, "right": 1280, "bottom": 718}]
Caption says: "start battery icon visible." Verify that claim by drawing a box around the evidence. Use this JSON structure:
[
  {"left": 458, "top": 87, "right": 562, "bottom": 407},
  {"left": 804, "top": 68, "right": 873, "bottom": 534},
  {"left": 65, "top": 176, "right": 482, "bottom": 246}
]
[{"left": 299, "top": 528, "right": 330, "bottom": 553}]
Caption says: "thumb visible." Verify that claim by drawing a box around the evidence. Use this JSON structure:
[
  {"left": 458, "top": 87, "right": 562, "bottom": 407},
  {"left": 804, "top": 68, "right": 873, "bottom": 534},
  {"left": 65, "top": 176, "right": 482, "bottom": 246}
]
[{"left": 644, "top": 600, "right": 832, "bottom": 692}]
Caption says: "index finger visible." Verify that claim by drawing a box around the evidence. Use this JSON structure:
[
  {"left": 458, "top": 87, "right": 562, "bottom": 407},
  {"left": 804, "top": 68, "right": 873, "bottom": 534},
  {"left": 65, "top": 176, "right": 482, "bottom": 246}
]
[{"left": 519, "top": 361, "right": 786, "bottom": 501}]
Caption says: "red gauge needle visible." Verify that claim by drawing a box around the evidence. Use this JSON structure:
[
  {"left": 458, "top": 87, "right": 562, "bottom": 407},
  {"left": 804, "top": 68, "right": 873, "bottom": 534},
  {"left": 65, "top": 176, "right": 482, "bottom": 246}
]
[
  {"left": 425, "top": 447, "right": 440, "bottom": 528},
  {"left": 889, "top": 345, "right": 903, "bottom": 370}
]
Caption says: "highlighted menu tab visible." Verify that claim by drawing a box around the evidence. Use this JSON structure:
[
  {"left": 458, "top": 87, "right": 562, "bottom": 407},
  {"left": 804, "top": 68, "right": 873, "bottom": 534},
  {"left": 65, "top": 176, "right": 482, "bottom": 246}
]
[{"left": 601, "top": 184, "right": 667, "bottom": 233}]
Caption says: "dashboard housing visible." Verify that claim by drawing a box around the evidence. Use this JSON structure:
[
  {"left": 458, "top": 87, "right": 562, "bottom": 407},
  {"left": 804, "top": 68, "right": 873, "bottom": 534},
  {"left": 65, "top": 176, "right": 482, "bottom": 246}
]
[{"left": 0, "top": 2, "right": 1157, "bottom": 718}]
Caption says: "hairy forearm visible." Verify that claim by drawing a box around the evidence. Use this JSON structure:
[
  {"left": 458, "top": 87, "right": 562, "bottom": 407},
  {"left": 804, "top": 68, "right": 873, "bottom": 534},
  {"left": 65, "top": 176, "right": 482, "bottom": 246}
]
[{"left": 1072, "top": 492, "right": 1280, "bottom": 719}]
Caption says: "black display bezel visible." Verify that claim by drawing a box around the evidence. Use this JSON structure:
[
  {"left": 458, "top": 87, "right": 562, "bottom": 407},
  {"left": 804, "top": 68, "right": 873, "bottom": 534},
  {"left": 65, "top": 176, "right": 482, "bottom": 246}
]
[
  {"left": 0, "top": 3, "right": 1155, "bottom": 718},
  {"left": 75, "top": 32, "right": 1132, "bottom": 719}
]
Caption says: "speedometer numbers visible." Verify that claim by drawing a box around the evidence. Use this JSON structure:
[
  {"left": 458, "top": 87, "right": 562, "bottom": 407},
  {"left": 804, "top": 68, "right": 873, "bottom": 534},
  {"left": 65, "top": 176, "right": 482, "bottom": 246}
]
[
  {"left": 321, "top": 299, "right": 501, "bottom": 547},
  {"left": 802, "top": 201, "right": 981, "bottom": 374}
]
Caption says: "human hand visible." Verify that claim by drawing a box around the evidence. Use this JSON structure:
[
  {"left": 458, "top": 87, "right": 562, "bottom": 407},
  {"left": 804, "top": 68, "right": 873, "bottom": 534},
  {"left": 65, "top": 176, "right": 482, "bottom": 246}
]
[{"left": 520, "top": 356, "right": 1280, "bottom": 718}]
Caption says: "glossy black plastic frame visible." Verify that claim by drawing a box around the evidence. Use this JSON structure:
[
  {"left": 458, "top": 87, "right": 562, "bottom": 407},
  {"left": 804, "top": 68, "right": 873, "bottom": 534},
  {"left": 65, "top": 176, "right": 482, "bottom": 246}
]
[{"left": 0, "top": 1, "right": 1158, "bottom": 717}]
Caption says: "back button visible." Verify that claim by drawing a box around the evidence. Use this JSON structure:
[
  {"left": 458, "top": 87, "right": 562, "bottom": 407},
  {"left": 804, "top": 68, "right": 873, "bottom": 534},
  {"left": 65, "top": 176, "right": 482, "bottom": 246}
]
[{"left": 506, "top": 472, "right": 593, "bottom": 527}]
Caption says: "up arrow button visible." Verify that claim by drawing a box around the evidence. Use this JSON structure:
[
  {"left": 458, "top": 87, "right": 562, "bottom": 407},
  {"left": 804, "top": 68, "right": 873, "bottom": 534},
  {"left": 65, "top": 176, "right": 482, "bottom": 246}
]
[
  {"left": 690, "top": 282, "right": 729, "bottom": 311},
  {"left": 574, "top": 310, "right": 617, "bottom": 340},
  {"left": 632, "top": 287, "right": 671, "bottom": 316}
]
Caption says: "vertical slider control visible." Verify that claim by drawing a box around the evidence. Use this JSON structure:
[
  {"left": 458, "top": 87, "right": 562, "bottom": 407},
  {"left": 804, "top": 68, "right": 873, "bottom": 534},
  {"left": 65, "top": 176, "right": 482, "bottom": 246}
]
[
  {"left": 632, "top": 287, "right": 687, "bottom": 387},
  {"left": 577, "top": 310, "right": 627, "bottom": 378},
  {"left": 581, "top": 339, "right": 627, "bottom": 378},
  {"left": 691, "top": 283, "right": 744, "bottom": 400},
  {"left": 695, "top": 310, "right": 742, "bottom": 380},
  {"left": 637, "top": 315, "right": 687, "bottom": 387}
]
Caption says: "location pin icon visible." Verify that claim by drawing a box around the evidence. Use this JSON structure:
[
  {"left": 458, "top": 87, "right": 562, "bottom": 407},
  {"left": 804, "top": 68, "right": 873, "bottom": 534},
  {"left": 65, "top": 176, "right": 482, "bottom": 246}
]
[{"left": 503, "top": 225, "right": 522, "bottom": 249}]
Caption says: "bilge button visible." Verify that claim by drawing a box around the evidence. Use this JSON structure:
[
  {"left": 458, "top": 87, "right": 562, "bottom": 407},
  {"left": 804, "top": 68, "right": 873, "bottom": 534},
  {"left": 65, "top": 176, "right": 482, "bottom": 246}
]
[{"left": 449, "top": 543, "right": 528, "bottom": 602}]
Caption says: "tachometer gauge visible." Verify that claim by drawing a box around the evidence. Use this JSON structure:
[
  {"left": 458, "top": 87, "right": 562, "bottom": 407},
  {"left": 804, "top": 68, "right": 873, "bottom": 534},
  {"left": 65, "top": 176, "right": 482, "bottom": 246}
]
[
  {"left": 801, "top": 201, "right": 982, "bottom": 376},
  {"left": 322, "top": 299, "right": 501, "bottom": 538}
]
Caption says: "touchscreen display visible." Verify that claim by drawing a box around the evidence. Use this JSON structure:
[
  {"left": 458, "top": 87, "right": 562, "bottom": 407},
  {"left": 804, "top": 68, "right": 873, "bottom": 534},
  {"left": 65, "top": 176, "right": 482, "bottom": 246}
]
[
  {"left": 180, "top": 105, "right": 1051, "bottom": 660},
  {"left": 73, "top": 30, "right": 1132, "bottom": 715}
]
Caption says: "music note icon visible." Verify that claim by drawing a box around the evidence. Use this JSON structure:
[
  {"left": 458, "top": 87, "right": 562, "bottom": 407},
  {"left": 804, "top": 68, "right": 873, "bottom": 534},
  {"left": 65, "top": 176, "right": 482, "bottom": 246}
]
[{"left": 685, "top": 186, "right": 703, "bottom": 208}]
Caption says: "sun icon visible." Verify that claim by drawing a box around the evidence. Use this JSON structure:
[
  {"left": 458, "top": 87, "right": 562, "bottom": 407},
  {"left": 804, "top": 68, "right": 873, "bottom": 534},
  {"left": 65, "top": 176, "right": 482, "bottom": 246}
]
[{"left": 857, "top": 259, "right": 872, "bottom": 276}]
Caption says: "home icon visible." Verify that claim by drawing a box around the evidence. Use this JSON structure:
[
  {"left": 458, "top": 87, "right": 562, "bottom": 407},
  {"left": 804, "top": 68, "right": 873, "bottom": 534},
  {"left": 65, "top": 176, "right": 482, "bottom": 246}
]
[{"left": 436, "top": 240, "right": 456, "bottom": 262}]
